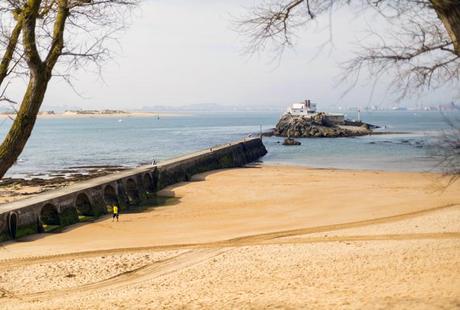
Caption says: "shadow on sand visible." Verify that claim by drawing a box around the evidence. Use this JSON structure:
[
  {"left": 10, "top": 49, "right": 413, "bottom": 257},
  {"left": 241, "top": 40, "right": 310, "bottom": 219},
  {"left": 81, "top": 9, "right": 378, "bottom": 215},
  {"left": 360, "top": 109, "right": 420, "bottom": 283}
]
[{"left": 7, "top": 165, "right": 262, "bottom": 244}]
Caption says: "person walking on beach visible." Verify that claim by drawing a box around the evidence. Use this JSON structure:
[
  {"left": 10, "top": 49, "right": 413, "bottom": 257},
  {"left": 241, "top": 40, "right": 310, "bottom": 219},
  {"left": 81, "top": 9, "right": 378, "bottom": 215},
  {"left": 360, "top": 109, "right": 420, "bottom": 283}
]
[{"left": 112, "top": 205, "right": 119, "bottom": 222}]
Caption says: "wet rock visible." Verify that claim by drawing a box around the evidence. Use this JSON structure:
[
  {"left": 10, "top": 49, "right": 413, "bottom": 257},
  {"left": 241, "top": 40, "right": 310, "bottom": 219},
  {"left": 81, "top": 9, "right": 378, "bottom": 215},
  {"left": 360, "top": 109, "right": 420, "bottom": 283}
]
[
  {"left": 0, "top": 165, "right": 130, "bottom": 189},
  {"left": 274, "top": 113, "right": 373, "bottom": 138},
  {"left": 282, "top": 138, "right": 301, "bottom": 146},
  {"left": 344, "top": 119, "right": 380, "bottom": 129}
]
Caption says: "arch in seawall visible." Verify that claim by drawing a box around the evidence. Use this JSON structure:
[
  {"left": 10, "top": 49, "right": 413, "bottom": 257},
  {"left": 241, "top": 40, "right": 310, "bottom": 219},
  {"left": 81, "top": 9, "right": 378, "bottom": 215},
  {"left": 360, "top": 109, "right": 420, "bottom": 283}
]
[
  {"left": 75, "top": 192, "right": 95, "bottom": 216},
  {"left": 126, "top": 178, "right": 140, "bottom": 205},
  {"left": 104, "top": 184, "right": 118, "bottom": 212},
  {"left": 40, "top": 203, "right": 60, "bottom": 226},
  {"left": 143, "top": 173, "right": 155, "bottom": 194},
  {"left": 7, "top": 212, "right": 18, "bottom": 239}
]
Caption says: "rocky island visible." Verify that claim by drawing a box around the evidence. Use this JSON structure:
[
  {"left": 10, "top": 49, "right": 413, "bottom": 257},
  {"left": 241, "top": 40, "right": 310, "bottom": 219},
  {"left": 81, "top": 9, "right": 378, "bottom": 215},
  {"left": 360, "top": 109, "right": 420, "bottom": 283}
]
[{"left": 274, "top": 100, "right": 378, "bottom": 138}]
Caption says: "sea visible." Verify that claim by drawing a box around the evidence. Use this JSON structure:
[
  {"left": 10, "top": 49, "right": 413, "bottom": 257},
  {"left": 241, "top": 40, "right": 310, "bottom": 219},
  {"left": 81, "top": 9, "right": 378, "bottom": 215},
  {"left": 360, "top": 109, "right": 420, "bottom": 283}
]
[{"left": 0, "top": 110, "right": 456, "bottom": 179}]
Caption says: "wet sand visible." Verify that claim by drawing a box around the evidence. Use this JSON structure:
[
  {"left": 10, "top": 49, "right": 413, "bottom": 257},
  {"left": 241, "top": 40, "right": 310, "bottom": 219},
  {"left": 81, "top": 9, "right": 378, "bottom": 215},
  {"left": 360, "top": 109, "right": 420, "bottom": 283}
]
[{"left": 0, "top": 165, "right": 459, "bottom": 309}]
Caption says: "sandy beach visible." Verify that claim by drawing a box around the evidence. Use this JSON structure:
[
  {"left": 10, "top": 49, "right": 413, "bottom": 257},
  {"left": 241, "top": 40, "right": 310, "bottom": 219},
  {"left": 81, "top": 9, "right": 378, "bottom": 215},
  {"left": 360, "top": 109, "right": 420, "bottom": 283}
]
[{"left": 0, "top": 165, "right": 459, "bottom": 309}]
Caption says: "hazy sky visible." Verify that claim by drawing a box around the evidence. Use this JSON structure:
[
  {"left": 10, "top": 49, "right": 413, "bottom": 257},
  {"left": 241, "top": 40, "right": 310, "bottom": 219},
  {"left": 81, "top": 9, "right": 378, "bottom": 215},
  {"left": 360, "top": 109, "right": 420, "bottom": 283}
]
[{"left": 9, "top": 0, "right": 458, "bottom": 110}]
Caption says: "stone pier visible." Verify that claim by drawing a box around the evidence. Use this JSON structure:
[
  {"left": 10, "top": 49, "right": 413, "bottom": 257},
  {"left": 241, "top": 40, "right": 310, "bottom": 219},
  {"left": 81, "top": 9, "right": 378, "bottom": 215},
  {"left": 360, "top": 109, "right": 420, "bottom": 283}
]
[{"left": 0, "top": 137, "right": 267, "bottom": 241}]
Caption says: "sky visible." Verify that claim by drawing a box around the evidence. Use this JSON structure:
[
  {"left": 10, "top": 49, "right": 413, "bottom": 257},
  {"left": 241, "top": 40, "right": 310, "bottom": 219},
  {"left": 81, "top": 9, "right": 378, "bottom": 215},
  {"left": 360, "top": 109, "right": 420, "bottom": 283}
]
[{"left": 6, "top": 0, "right": 459, "bottom": 111}]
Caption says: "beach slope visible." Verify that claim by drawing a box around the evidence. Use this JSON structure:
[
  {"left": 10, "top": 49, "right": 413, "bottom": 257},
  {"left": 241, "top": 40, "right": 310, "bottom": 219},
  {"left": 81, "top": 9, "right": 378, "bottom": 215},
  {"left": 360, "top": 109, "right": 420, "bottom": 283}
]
[{"left": 0, "top": 165, "right": 459, "bottom": 309}]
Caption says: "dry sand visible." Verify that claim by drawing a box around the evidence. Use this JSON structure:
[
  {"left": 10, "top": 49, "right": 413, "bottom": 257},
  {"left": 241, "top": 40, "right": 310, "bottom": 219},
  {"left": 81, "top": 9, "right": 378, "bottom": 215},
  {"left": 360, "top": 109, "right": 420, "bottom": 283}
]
[{"left": 0, "top": 165, "right": 459, "bottom": 309}]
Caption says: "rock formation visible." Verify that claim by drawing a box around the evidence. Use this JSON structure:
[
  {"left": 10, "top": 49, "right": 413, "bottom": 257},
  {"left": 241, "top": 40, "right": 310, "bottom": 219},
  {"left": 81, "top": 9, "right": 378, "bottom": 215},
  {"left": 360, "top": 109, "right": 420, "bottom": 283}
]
[
  {"left": 282, "top": 138, "right": 301, "bottom": 145},
  {"left": 274, "top": 113, "right": 375, "bottom": 138}
]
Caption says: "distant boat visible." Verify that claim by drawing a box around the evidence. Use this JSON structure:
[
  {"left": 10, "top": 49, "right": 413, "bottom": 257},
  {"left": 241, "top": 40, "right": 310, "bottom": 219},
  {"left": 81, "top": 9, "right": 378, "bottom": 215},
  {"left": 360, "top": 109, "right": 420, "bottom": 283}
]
[{"left": 118, "top": 119, "right": 123, "bottom": 122}]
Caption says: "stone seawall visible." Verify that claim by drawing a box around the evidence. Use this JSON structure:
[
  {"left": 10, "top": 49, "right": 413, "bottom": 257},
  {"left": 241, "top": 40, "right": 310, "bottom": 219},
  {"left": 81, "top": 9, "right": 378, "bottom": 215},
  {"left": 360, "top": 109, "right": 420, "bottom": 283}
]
[{"left": 0, "top": 138, "right": 267, "bottom": 241}]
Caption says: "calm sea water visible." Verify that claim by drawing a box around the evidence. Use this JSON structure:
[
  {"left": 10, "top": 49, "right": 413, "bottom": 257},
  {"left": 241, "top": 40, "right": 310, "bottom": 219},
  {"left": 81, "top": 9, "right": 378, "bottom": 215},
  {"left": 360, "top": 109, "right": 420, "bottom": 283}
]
[{"left": 0, "top": 111, "right": 456, "bottom": 178}]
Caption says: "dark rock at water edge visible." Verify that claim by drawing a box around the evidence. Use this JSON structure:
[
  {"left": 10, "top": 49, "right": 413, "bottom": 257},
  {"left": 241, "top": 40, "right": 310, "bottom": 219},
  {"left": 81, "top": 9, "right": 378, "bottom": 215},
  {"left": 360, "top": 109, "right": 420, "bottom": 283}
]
[
  {"left": 0, "top": 165, "right": 130, "bottom": 188},
  {"left": 283, "top": 138, "right": 301, "bottom": 146},
  {"left": 343, "top": 119, "right": 380, "bottom": 129}
]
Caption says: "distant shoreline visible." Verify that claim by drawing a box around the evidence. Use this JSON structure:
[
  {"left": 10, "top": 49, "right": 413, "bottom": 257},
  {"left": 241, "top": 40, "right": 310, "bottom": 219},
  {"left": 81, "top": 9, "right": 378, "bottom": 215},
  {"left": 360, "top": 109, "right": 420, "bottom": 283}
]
[{"left": 0, "top": 111, "right": 187, "bottom": 119}]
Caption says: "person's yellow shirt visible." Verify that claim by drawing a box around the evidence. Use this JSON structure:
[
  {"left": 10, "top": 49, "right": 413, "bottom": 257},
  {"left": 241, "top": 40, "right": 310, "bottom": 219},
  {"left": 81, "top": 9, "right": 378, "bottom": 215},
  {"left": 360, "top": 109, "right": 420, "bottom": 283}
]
[{"left": 113, "top": 206, "right": 119, "bottom": 214}]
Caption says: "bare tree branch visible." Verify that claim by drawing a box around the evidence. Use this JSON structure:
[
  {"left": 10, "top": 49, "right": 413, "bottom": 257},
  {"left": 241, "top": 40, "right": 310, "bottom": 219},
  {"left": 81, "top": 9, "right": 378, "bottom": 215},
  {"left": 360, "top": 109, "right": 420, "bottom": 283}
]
[
  {"left": 0, "top": 0, "right": 138, "bottom": 178},
  {"left": 237, "top": 0, "right": 459, "bottom": 97},
  {"left": 0, "top": 19, "right": 22, "bottom": 87},
  {"left": 238, "top": 0, "right": 460, "bottom": 181}
]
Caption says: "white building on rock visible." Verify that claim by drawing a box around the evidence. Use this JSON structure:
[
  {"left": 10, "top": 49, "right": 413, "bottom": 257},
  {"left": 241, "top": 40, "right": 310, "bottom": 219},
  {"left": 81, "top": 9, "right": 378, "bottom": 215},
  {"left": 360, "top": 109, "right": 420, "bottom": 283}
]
[
  {"left": 284, "top": 99, "right": 345, "bottom": 124},
  {"left": 285, "top": 99, "right": 317, "bottom": 116}
]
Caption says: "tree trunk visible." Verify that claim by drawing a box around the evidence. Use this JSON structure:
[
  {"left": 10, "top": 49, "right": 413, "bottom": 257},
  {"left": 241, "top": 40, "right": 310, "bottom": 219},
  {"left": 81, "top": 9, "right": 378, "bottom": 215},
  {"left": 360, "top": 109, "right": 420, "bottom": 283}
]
[
  {"left": 431, "top": 0, "right": 460, "bottom": 57},
  {"left": 0, "top": 71, "right": 49, "bottom": 178},
  {"left": 0, "top": 0, "right": 67, "bottom": 179}
]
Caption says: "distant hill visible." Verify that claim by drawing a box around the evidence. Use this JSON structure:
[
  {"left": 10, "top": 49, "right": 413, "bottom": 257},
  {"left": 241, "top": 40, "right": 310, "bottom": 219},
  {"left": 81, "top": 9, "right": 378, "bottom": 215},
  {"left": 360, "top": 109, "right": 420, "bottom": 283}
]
[{"left": 140, "top": 103, "right": 282, "bottom": 113}]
